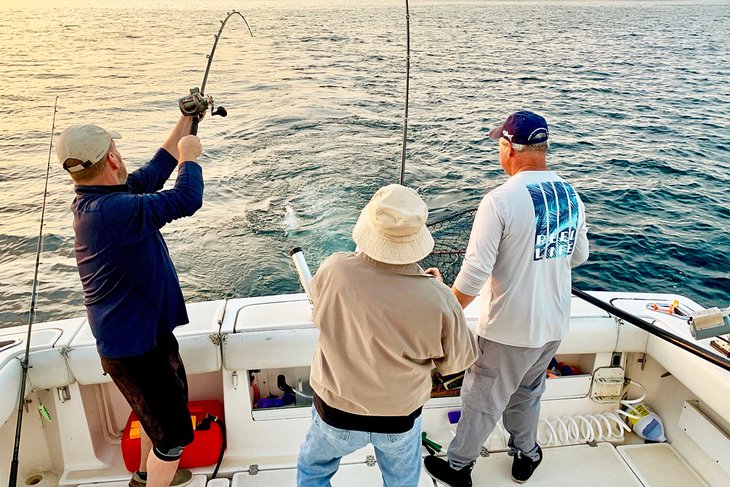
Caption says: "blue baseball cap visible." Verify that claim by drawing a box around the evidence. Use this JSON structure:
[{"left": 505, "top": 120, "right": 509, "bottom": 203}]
[{"left": 488, "top": 111, "right": 549, "bottom": 145}]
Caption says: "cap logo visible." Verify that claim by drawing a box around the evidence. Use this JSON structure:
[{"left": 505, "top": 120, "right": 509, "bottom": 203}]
[
  {"left": 501, "top": 130, "right": 514, "bottom": 141},
  {"left": 527, "top": 128, "right": 548, "bottom": 142}
]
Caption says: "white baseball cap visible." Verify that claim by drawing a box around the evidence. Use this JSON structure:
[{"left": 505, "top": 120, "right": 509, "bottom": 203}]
[{"left": 56, "top": 124, "right": 121, "bottom": 173}]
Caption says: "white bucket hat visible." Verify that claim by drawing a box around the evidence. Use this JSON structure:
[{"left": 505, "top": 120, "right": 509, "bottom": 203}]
[
  {"left": 56, "top": 124, "right": 121, "bottom": 173},
  {"left": 352, "top": 184, "right": 434, "bottom": 265}
]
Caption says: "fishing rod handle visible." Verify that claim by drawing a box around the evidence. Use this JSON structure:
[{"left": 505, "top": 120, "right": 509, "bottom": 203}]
[{"left": 190, "top": 115, "right": 200, "bottom": 136}]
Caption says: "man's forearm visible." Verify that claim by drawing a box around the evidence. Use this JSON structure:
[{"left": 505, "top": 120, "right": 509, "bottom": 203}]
[
  {"left": 453, "top": 286, "right": 476, "bottom": 309},
  {"left": 161, "top": 116, "right": 194, "bottom": 160}
]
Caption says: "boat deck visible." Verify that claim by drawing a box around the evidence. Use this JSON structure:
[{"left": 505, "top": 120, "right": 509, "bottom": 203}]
[{"left": 77, "top": 442, "right": 707, "bottom": 487}]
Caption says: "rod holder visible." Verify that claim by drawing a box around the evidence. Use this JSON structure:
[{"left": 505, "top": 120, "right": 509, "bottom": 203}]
[{"left": 290, "top": 247, "right": 313, "bottom": 304}]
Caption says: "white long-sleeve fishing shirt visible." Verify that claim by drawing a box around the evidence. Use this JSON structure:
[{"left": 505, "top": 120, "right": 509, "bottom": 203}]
[{"left": 454, "top": 170, "right": 589, "bottom": 348}]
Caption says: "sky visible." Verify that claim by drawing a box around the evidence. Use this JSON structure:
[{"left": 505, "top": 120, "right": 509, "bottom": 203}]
[{"left": 0, "top": 0, "right": 722, "bottom": 8}]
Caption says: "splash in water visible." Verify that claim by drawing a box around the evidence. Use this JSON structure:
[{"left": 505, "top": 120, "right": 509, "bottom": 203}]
[{"left": 282, "top": 204, "right": 301, "bottom": 236}]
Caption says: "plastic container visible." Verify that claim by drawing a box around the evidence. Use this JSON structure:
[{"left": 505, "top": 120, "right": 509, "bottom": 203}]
[{"left": 628, "top": 403, "right": 666, "bottom": 442}]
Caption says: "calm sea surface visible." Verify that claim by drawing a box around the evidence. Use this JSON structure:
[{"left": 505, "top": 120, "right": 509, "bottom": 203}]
[{"left": 0, "top": 0, "right": 728, "bottom": 327}]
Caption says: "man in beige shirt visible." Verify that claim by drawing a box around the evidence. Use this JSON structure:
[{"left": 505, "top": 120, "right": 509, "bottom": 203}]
[{"left": 297, "top": 184, "right": 478, "bottom": 487}]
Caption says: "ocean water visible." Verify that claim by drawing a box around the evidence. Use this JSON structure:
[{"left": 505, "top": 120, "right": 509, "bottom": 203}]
[{"left": 0, "top": 0, "right": 728, "bottom": 327}]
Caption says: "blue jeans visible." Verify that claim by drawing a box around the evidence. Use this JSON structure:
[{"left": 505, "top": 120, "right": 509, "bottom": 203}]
[{"left": 297, "top": 409, "right": 423, "bottom": 487}]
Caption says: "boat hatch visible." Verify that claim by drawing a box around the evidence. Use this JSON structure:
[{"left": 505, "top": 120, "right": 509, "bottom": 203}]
[
  {"left": 0, "top": 328, "right": 64, "bottom": 350},
  {"left": 0, "top": 339, "right": 21, "bottom": 353}
]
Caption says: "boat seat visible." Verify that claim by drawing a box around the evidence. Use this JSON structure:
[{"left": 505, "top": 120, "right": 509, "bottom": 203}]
[
  {"left": 561, "top": 296, "right": 649, "bottom": 354},
  {"left": 0, "top": 357, "right": 21, "bottom": 427},
  {"left": 27, "top": 318, "right": 87, "bottom": 390},
  {"left": 67, "top": 301, "right": 225, "bottom": 385},
  {"left": 0, "top": 320, "right": 83, "bottom": 426},
  {"left": 222, "top": 295, "right": 317, "bottom": 370}
]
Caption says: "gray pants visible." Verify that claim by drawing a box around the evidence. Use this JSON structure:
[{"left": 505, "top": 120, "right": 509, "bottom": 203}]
[{"left": 448, "top": 337, "right": 561, "bottom": 469}]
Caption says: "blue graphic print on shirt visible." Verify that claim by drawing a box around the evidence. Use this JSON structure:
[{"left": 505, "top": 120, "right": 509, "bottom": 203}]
[{"left": 527, "top": 181, "right": 580, "bottom": 260}]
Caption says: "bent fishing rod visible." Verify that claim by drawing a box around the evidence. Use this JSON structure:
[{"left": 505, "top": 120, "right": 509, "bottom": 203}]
[
  {"left": 8, "top": 97, "right": 58, "bottom": 487},
  {"left": 178, "top": 10, "right": 254, "bottom": 135}
]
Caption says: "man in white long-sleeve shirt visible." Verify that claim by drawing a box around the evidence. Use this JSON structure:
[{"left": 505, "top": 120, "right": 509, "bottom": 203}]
[{"left": 425, "top": 111, "right": 589, "bottom": 487}]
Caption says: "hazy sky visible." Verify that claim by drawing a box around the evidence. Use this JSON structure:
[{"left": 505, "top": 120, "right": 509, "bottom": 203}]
[
  {"left": 0, "top": 0, "right": 403, "bottom": 8},
  {"left": 0, "top": 0, "right": 722, "bottom": 9}
]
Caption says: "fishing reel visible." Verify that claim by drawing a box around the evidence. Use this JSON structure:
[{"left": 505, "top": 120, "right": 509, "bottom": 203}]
[{"left": 178, "top": 87, "right": 227, "bottom": 134}]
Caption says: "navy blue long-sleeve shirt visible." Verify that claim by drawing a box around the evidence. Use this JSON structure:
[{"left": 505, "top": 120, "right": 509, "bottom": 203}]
[{"left": 72, "top": 148, "right": 204, "bottom": 358}]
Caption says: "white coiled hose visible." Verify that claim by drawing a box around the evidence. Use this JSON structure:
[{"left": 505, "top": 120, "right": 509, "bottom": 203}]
[{"left": 537, "top": 379, "right": 646, "bottom": 446}]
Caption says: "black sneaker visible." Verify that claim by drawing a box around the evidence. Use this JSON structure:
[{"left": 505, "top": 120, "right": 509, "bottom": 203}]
[
  {"left": 129, "top": 469, "right": 193, "bottom": 487},
  {"left": 511, "top": 445, "right": 543, "bottom": 483},
  {"left": 424, "top": 455, "right": 474, "bottom": 487}
]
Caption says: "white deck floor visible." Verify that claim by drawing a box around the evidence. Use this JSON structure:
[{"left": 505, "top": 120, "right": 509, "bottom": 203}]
[
  {"left": 469, "top": 443, "right": 642, "bottom": 487},
  {"left": 77, "top": 442, "right": 706, "bottom": 487}
]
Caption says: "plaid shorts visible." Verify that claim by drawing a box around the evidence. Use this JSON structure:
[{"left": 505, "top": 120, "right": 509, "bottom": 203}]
[{"left": 101, "top": 333, "right": 194, "bottom": 452}]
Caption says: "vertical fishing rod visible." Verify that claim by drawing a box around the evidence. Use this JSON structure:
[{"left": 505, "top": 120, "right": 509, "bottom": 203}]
[
  {"left": 178, "top": 10, "right": 254, "bottom": 135},
  {"left": 8, "top": 96, "right": 58, "bottom": 487},
  {"left": 399, "top": 0, "right": 411, "bottom": 185}
]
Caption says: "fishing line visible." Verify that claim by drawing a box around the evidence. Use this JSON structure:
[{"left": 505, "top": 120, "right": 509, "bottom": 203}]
[
  {"left": 400, "top": 0, "right": 411, "bottom": 185},
  {"left": 178, "top": 10, "right": 254, "bottom": 135},
  {"left": 8, "top": 96, "right": 59, "bottom": 487}
]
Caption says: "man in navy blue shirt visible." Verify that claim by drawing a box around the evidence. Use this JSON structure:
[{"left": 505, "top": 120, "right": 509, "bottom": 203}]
[{"left": 57, "top": 116, "right": 203, "bottom": 487}]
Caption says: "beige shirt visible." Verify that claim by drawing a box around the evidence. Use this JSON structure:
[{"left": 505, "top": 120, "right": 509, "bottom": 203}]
[{"left": 310, "top": 251, "right": 478, "bottom": 416}]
